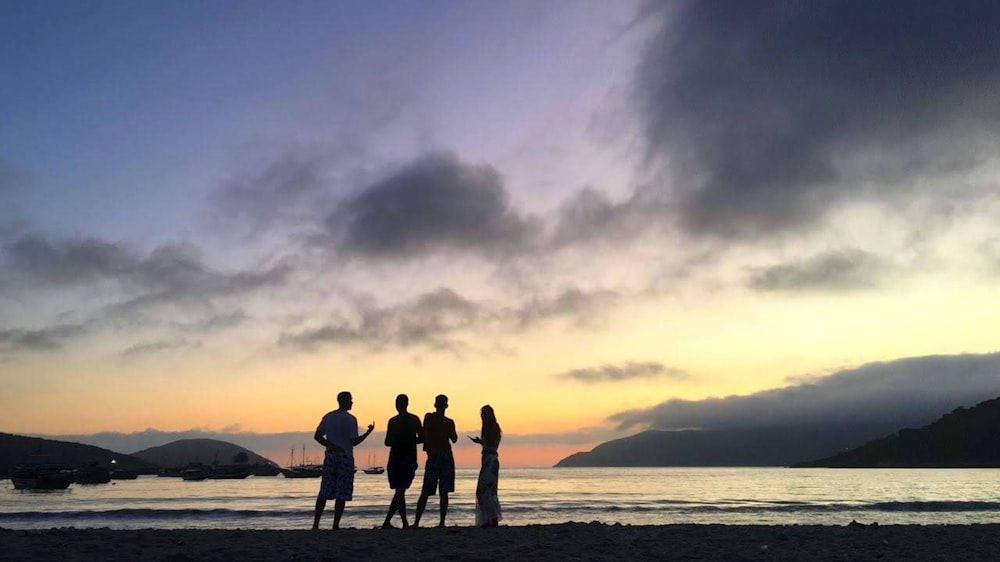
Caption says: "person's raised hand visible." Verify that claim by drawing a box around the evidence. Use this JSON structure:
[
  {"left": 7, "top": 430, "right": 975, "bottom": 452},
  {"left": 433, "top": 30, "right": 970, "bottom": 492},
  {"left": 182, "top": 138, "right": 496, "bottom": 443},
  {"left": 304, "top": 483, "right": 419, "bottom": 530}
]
[{"left": 367, "top": 422, "right": 375, "bottom": 433}]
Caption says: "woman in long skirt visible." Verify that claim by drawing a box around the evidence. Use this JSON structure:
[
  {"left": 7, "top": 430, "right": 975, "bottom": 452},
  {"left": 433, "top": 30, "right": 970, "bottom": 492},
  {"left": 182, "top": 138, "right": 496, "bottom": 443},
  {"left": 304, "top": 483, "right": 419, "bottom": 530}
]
[{"left": 469, "top": 404, "right": 502, "bottom": 527}]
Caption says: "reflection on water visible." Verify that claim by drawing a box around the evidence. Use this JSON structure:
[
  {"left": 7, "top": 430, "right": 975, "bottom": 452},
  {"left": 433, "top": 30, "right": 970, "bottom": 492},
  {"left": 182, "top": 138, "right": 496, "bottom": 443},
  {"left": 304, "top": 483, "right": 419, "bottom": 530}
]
[{"left": 3, "top": 467, "right": 1000, "bottom": 529}]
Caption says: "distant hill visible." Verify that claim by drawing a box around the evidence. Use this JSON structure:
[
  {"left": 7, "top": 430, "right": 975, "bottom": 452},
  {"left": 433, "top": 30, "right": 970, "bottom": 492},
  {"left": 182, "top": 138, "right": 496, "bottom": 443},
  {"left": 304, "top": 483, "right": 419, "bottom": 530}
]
[
  {"left": 554, "top": 424, "right": 903, "bottom": 467},
  {"left": 0, "top": 433, "right": 154, "bottom": 477},
  {"left": 793, "top": 396, "right": 1000, "bottom": 467},
  {"left": 132, "top": 438, "right": 277, "bottom": 468}
]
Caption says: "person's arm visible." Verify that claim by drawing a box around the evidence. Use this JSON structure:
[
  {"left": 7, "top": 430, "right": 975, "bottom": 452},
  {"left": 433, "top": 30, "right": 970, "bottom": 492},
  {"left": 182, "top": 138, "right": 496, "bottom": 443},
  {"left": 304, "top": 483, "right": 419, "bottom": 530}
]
[
  {"left": 314, "top": 428, "right": 342, "bottom": 453},
  {"left": 351, "top": 422, "right": 375, "bottom": 446},
  {"left": 449, "top": 419, "right": 458, "bottom": 444},
  {"left": 384, "top": 418, "right": 394, "bottom": 447},
  {"left": 415, "top": 414, "right": 425, "bottom": 444}
]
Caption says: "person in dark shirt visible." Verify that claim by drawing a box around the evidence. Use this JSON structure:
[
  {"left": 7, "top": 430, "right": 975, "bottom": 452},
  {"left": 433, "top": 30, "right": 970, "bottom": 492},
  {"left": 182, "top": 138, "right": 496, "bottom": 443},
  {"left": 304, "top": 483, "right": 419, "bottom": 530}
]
[
  {"left": 381, "top": 393, "right": 423, "bottom": 529},
  {"left": 413, "top": 394, "right": 458, "bottom": 528}
]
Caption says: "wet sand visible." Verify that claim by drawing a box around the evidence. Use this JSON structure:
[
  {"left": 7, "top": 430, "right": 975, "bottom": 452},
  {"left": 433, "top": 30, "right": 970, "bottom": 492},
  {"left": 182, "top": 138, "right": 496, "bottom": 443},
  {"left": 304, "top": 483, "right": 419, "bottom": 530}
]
[{"left": 3, "top": 522, "right": 999, "bottom": 561}]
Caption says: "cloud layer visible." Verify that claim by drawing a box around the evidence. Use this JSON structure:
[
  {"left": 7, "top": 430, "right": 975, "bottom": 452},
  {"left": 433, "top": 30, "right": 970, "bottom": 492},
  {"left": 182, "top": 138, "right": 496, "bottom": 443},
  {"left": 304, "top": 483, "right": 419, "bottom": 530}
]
[
  {"left": 609, "top": 352, "right": 1000, "bottom": 431},
  {"left": 279, "top": 286, "right": 621, "bottom": 354},
  {"left": 0, "top": 234, "right": 287, "bottom": 357}
]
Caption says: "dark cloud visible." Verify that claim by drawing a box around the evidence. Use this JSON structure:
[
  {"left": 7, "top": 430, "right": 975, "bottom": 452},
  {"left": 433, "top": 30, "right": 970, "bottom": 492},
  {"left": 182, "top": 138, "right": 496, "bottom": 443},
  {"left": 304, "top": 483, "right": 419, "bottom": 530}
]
[
  {"left": 636, "top": 0, "right": 1000, "bottom": 238},
  {"left": 748, "top": 249, "right": 890, "bottom": 292},
  {"left": 609, "top": 352, "right": 1000, "bottom": 431},
  {"left": 557, "top": 361, "right": 688, "bottom": 383},
  {"left": 119, "top": 338, "right": 195, "bottom": 360},
  {"left": 328, "top": 153, "right": 540, "bottom": 259},
  {"left": 1, "top": 234, "right": 291, "bottom": 310},
  {"left": 0, "top": 322, "right": 89, "bottom": 352}
]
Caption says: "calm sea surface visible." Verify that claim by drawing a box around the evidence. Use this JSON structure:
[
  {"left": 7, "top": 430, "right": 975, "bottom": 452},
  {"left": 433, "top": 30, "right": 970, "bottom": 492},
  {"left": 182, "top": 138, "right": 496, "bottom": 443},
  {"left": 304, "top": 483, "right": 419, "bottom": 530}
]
[{"left": 3, "top": 468, "right": 1000, "bottom": 530}]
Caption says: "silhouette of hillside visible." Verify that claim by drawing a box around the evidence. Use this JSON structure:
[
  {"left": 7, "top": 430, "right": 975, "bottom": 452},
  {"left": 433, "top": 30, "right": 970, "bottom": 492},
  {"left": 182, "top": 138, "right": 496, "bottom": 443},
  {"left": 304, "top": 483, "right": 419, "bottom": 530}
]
[
  {"left": 132, "top": 438, "right": 276, "bottom": 468},
  {"left": 0, "top": 433, "right": 154, "bottom": 477},
  {"left": 555, "top": 424, "right": 897, "bottom": 467},
  {"left": 793, "top": 396, "right": 1000, "bottom": 467}
]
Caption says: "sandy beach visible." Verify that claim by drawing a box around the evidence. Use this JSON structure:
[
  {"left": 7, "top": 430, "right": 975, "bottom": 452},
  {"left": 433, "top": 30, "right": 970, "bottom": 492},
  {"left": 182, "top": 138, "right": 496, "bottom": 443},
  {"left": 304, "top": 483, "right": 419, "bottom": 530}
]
[{"left": 4, "top": 522, "right": 1000, "bottom": 561}]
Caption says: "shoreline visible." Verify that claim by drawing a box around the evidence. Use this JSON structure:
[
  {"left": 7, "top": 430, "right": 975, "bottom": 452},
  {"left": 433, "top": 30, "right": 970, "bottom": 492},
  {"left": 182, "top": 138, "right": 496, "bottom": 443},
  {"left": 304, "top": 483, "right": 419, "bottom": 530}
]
[{"left": 5, "top": 522, "right": 1000, "bottom": 561}]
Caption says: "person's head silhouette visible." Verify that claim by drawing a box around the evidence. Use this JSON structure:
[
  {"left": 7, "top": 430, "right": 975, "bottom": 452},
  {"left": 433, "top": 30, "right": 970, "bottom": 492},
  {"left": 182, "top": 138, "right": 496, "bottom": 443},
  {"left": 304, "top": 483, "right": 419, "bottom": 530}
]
[
  {"left": 395, "top": 394, "right": 409, "bottom": 414},
  {"left": 434, "top": 394, "right": 448, "bottom": 412},
  {"left": 481, "top": 404, "right": 495, "bottom": 424},
  {"left": 337, "top": 391, "right": 353, "bottom": 410}
]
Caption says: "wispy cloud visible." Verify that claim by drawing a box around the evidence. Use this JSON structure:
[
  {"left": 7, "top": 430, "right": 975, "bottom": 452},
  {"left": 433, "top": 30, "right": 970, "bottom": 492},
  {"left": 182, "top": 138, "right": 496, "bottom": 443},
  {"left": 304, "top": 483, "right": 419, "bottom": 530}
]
[
  {"left": 279, "top": 286, "right": 623, "bottom": 354},
  {"left": 556, "top": 361, "right": 687, "bottom": 384},
  {"left": 748, "top": 249, "right": 891, "bottom": 292},
  {"left": 2, "top": 234, "right": 290, "bottom": 302},
  {"left": 0, "top": 322, "right": 90, "bottom": 352},
  {"left": 119, "top": 337, "right": 197, "bottom": 361}
]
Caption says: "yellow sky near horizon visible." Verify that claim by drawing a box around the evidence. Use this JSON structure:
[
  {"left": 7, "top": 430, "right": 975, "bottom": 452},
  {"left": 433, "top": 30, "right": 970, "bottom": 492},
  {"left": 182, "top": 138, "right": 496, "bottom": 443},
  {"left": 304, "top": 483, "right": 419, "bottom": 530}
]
[{"left": 4, "top": 277, "right": 999, "bottom": 468}]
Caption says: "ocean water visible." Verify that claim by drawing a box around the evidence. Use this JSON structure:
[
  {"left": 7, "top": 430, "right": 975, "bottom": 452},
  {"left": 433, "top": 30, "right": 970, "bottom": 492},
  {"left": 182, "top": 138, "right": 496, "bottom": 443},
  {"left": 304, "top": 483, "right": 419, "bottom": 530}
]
[{"left": 3, "top": 467, "right": 1000, "bottom": 530}]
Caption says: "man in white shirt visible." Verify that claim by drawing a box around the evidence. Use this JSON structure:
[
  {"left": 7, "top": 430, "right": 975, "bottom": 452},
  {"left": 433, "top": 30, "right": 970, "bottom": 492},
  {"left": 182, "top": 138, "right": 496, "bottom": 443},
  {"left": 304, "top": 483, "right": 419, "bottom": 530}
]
[{"left": 312, "top": 391, "right": 374, "bottom": 530}]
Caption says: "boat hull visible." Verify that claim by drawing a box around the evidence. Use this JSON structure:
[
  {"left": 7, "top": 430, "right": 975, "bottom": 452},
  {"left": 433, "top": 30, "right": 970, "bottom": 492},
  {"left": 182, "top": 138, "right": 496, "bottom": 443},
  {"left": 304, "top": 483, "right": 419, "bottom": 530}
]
[
  {"left": 279, "top": 466, "right": 322, "bottom": 478},
  {"left": 206, "top": 473, "right": 250, "bottom": 480},
  {"left": 11, "top": 471, "right": 75, "bottom": 490}
]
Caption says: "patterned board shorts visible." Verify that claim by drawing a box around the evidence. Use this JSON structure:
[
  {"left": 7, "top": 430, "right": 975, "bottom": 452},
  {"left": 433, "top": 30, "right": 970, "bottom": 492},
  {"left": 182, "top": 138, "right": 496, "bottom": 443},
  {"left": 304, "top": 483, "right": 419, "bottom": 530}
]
[
  {"left": 319, "top": 451, "right": 354, "bottom": 501},
  {"left": 421, "top": 451, "right": 456, "bottom": 496}
]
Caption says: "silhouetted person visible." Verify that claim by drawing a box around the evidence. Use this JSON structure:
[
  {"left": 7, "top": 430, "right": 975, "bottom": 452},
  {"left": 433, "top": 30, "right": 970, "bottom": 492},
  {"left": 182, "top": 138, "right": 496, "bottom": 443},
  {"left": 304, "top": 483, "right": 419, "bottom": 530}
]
[
  {"left": 413, "top": 394, "right": 458, "bottom": 527},
  {"left": 381, "top": 394, "right": 423, "bottom": 529},
  {"left": 470, "top": 404, "right": 502, "bottom": 528},
  {"left": 312, "top": 391, "right": 374, "bottom": 530}
]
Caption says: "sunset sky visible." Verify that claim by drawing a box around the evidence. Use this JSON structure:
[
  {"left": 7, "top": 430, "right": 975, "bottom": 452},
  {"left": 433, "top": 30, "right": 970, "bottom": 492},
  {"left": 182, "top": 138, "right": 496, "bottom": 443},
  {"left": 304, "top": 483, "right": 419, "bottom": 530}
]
[{"left": 3, "top": 1, "right": 1000, "bottom": 467}]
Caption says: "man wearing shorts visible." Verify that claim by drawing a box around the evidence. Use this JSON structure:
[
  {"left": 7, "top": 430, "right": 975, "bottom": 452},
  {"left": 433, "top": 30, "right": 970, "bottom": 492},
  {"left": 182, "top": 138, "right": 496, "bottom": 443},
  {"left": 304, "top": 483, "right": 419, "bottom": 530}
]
[
  {"left": 381, "top": 394, "right": 423, "bottom": 529},
  {"left": 312, "top": 391, "right": 374, "bottom": 530},
  {"left": 413, "top": 394, "right": 458, "bottom": 528}
]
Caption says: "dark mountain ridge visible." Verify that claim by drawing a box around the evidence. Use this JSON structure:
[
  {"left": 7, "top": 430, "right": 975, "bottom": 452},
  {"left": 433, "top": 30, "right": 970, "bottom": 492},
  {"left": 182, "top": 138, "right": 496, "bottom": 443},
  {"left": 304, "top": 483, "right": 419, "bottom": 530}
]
[
  {"left": 793, "top": 396, "right": 1000, "bottom": 467},
  {"left": 132, "top": 438, "right": 276, "bottom": 468},
  {"left": 555, "top": 423, "right": 898, "bottom": 467},
  {"left": 0, "top": 433, "right": 154, "bottom": 478}
]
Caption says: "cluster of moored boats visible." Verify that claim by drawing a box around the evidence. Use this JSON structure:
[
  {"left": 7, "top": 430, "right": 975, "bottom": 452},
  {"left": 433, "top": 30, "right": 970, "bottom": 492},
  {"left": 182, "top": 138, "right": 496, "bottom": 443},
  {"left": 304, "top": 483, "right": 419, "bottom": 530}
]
[
  {"left": 7, "top": 462, "right": 282, "bottom": 489},
  {"left": 9, "top": 458, "right": 387, "bottom": 489},
  {"left": 8, "top": 464, "right": 142, "bottom": 490}
]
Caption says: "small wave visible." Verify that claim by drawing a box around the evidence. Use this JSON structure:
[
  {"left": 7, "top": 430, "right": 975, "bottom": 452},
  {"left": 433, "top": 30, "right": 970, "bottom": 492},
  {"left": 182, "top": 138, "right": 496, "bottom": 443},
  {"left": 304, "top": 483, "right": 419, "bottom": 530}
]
[
  {"left": 0, "top": 508, "right": 314, "bottom": 521},
  {"left": 499, "top": 500, "right": 1000, "bottom": 514},
  {"left": 3, "top": 500, "right": 999, "bottom": 522}
]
